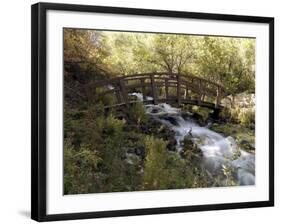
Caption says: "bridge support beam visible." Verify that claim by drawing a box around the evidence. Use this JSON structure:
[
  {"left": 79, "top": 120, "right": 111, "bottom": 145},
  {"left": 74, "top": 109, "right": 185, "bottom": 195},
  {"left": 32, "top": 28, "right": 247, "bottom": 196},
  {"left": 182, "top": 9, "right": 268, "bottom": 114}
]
[
  {"left": 201, "top": 93, "right": 205, "bottom": 101},
  {"left": 119, "top": 79, "right": 128, "bottom": 105},
  {"left": 150, "top": 74, "right": 158, "bottom": 104},
  {"left": 177, "top": 75, "right": 181, "bottom": 105},
  {"left": 211, "top": 108, "right": 221, "bottom": 120},
  {"left": 115, "top": 89, "right": 122, "bottom": 103},
  {"left": 197, "top": 80, "right": 202, "bottom": 105},
  {"left": 165, "top": 78, "right": 169, "bottom": 99},
  {"left": 215, "top": 86, "right": 221, "bottom": 108},
  {"left": 185, "top": 84, "right": 190, "bottom": 100},
  {"left": 141, "top": 78, "right": 146, "bottom": 100}
]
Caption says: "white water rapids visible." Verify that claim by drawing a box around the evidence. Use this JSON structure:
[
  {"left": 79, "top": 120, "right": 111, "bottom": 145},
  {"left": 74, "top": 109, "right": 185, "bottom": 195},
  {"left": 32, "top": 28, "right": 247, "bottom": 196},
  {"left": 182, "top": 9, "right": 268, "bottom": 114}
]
[{"left": 130, "top": 92, "right": 255, "bottom": 186}]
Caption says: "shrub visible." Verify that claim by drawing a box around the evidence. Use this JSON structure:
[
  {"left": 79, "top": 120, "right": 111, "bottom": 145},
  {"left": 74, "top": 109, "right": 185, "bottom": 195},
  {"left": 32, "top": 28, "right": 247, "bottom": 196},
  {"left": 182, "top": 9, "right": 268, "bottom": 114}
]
[
  {"left": 219, "top": 107, "right": 240, "bottom": 123},
  {"left": 96, "top": 114, "right": 125, "bottom": 136},
  {"left": 163, "top": 155, "right": 193, "bottom": 189},
  {"left": 219, "top": 106, "right": 255, "bottom": 129},
  {"left": 219, "top": 107, "right": 232, "bottom": 121},
  {"left": 95, "top": 93, "right": 115, "bottom": 106},
  {"left": 128, "top": 102, "right": 147, "bottom": 125},
  {"left": 86, "top": 102, "right": 104, "bottom": 120},
  {"left": 143, "top": 136, "right": 208, "bottom": 190},
  {"left": 143, "top": 136, "right": 167, "bottom": 190},
  {"left": 221, "top": 165, "right": 237, "bottom": 186},
  {"left": 230, "top": 107, "right": 241, "bottom": 123},
  {"left": 238, "top": 109, "right": 255, "bottom": 129},
  {"left": 192, "top": 106, "right": 210, "bottom": 122},
  {"left": 64, "top": 139, "right": 102, "bottom": 194}
]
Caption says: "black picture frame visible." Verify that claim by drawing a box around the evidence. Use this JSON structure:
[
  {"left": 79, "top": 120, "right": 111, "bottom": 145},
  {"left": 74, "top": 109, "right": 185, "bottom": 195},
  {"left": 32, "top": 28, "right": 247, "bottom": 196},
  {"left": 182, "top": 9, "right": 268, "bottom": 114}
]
[{"left": 31, "top": 2, "right": 274, "bottom": 222}]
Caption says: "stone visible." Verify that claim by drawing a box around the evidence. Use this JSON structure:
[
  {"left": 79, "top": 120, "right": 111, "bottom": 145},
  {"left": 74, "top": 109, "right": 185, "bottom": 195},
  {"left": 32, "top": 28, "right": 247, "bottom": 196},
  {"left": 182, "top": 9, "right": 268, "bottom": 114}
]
[
  {"left": 167, "top": 139, "right": 177, "bottom": 151},
  {"left": 135, "top": 146, "right": 145, "bottom": 159},
  {"left": 239, "top": 139, "right": 255, "bottom": 151}
]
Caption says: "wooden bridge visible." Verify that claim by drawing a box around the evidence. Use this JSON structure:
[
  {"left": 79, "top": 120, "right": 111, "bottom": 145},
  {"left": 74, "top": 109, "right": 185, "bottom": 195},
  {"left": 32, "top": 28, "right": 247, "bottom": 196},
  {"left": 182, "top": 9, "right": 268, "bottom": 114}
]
[{"left": 89, "top": 72, "right": 227, "bottom": 110}]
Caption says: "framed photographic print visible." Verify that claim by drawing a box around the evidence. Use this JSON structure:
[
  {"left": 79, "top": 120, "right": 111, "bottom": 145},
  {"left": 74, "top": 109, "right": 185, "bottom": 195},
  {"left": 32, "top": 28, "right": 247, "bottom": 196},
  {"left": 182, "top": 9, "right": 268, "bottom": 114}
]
[{"left": 31, "top": 2, "right": 274, "bottom": 222}]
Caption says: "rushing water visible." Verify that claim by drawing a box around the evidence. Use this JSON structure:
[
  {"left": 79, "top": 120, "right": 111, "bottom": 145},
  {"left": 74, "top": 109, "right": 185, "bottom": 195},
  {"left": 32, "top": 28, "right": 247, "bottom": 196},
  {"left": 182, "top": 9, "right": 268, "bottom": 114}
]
[{"left": 130, "top": 93, "right": 255, "bottom": 186}]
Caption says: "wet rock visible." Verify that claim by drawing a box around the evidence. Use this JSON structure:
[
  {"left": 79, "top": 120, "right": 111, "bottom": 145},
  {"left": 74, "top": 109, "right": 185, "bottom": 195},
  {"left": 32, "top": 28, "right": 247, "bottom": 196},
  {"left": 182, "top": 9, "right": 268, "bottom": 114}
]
[
  {"left": 183, "top": 135, "right": 194, "bottom": 146},
  {"left": 167, "top": 139, "right": 177, "bottom": 152},
  {"left": 126, "top": 134, "right": 140, "bottom": 142},
  {"left": 125, "top": 145, "right": 146, "bottom": 160},
  {"left": 239, "top": 139, "right": 255, "bottom": 151},
  {"left": 181, "top": 111, "right": 193, "bottom": 117},
  {"left": 140, "top": 118, "right": 159, "bottom": 133},
  {"left": 191, "top": 112, "right": 208, "bottom": 126},
  {"left": 125, "top": 153, "right": 140, "bottom": 165},
  {"left": 205, "top": 122, "right": 213, "bottom": 128},
  {"left": 120, "top": 153, "right": 127, "bottom": 160},
  {"left": 140, "top": 117, "right": 175, "bottom": 142},
  {"left": 135, "top": 146, "right": 145, "bottom": 159},
  {"left": 151, "top": 108, "right": 160, "bottom": 113},
  {"left": 180, "top": 136, "right": 203, "bottom": 159},
  {"left": 160, "top": 116, "right": 179, "bottom": 126},
  {"left": 126, "top": 148, "right": 135, "bottom": 154}
]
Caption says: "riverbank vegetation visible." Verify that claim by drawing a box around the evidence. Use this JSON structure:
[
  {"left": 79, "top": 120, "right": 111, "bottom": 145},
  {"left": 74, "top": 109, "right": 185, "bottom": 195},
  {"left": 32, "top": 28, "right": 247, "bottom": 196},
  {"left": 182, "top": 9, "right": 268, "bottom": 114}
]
[
  {"left": 64, "top": 28, "right": 255, "bottom": 194},
  {"left": 64, "top": 104, "right": 209, "bottom": 194}
]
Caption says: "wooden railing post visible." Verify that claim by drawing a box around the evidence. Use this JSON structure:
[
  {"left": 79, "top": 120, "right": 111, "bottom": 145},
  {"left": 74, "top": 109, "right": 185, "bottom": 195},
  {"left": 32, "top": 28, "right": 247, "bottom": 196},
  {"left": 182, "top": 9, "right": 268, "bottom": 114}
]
[
  {"left": 150, "top": 74, "right": 158, "bottom": 104},
  {"left": 177, "top": 75, "right": 181, "bottom": 105},
  {"left": 88, "top": 86, "right": 96, "bottom": 101},
  {"left": 115, "top": 90, "right": 122, "bottom": 103},
  {"left": 200, "top": 82, "right": 205, "bottom": 102},
  {"left": 185, "top": 83, "right": 189, "bottom": 99},
  {"left": 119, "top": 79, "right": 128, "bottom": 105},
  {"left": 201, "top": 93, "right": 205, "bottom": 102},
  {"left": 215, "top": 86, "right": 221, "bottom": 108},
  {"left": 141, "top": 78, "right": 146, "bottom": 100},
  {"left": 165, "top": 78, "right": 169, "bottom": 99},
  {"left": 198, "top": 80, "right": 202, "bottom": 105}
]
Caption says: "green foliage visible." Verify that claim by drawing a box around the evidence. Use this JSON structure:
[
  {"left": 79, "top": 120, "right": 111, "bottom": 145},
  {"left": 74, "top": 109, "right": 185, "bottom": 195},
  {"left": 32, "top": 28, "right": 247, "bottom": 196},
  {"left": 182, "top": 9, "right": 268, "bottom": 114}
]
[
  {"left": 230, "top": 107, "right": 241, "bottom": 123},
  {"left": 96, "top": 114, "right": 125, "bottom": 136},
  {"left": 238, "top": 109, "right": 255, "bottom": 129},
  {"left": 128, "top": 102, "right": 147, "bottom": 125},
  {"left": 191, "top": 106, "right": 210, "bottom": 122},
  {"left": 150, "top": 34, "right": 195, "bottom": 73},
  {"left": 162, "top": 155, "right": 194, "bottom": 189},
  {"left": 64, "top": 139, "right": 102, "bottom": 194},
  {"left": 219, "top": 107, "right": 232, "bottom": 121},
  {"left": 143, "top": 136, "right": 167, "bottom": 189},
  {"left": 195, "top": 37, "right": 255, "bottom": 94},
  {"left": 64, "top": 108, "right": 146, "bottom": 193},
  {"left": 218, "top": 107, "right": 255, "bottom": 129},
  {"left": 95, "top": 93, "right": 116, "bottom": 106},
  {"left": 212, "top": 164, "right": 238, "bottom": 187},
  {"left": 143, "top": 136, "right": 208, "bottom": 190}
]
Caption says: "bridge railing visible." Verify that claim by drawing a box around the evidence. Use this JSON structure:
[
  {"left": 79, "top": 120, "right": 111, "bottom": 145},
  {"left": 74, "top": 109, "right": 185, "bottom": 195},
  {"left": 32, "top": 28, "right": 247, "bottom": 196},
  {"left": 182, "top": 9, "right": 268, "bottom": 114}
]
[{"left": 89, "top": 72, "right": 227, "bottom": 109}]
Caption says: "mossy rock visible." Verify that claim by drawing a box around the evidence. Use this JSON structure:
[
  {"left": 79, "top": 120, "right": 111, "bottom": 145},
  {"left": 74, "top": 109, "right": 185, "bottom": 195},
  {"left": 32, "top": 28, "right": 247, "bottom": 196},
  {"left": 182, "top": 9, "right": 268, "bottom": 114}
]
[
  {"left": 180, "top": 135, "right": 203, "bottom": 159},
  {"left": 209, "top": 122, "right": 255, "bottom": 152},
  {"left": 238, "top": 139, "right": 255, "bottom": 152}
]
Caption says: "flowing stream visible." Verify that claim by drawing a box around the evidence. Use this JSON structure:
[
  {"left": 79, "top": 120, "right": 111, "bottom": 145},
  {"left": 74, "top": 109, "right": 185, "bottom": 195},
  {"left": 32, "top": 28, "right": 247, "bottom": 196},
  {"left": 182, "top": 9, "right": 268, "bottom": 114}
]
[{"left": 130, "top": 92, "right": 255, "bottom": 186}]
